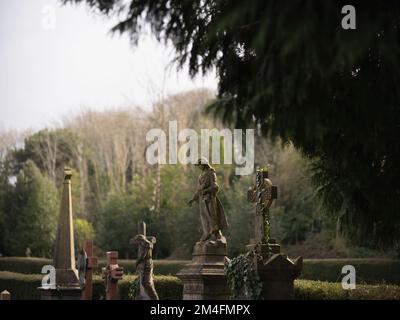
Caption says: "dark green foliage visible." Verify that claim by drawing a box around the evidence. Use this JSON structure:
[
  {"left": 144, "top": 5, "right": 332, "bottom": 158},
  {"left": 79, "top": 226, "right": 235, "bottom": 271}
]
[
  {"left": 300, "top": 259, "right": 400, "bottom": 285},
  {"left": 294, "top": 280, "right": 400, "bottom": 300},
  {"left": 0, "top": 165, "right": 12, "bottom": 255},
  {"left": 95, "top": 259, "right": 189, "bottom": 276},
  {"left": 63, "top": 0, "right": 400, "bottom": 248},
  {"left": 95, "top": 191, "right": 150, "bottom": 259},
  {"left": 0, "top": 272, "right": 42, "bottom": 299},
  {"left": 225, "top": 251, "right": 262, "bottom": 299},
  {"left": 219, "top": 176, "right": 254, "bottom": 257},
  {"left": 0, "top": 271, "right": 182, "bottom": 300},
  {"left": 0, "top": 257, "right": 52, "bottom": 274},
  {"left": 2, "top": 161, "right": 58, "bottom": 257},
  {"left": 2, "top": 257, "right": 399, "bottom": 285},
  {"left": 0, "top": 257, "right": 189, "bottom": 276}
]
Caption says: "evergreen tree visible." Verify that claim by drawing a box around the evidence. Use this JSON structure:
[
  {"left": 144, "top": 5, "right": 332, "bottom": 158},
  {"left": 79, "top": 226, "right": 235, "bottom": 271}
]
[
  {"left": 5, "top": 160, "right": 58, "bottom": 257},
  {"left": 64, "top": 0, "right": 400, "bottom": 247}
]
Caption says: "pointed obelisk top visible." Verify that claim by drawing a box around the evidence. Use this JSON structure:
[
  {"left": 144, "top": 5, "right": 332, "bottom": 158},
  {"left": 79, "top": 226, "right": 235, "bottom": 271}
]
[{"left": 53, "top": 167, "right": 80, "bottom": 288}]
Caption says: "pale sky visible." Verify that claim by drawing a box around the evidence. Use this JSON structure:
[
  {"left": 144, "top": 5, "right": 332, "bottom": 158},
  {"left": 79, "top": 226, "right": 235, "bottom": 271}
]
[{"left": 0, "top": 0, "right": 218, "bottom": 131}]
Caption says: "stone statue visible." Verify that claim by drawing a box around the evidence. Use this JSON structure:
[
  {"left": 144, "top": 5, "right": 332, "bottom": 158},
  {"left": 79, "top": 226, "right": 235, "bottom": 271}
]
[
  {"left": 188, "top": 157, "right": 228, "bottom": 243},
  {"left": 130, "top": 232, "right": 159, "bottom": 300}
]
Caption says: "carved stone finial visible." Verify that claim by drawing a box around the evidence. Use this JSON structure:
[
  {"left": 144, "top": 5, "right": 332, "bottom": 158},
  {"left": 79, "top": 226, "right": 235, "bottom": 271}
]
[{"left": 64, "top": 167, "right": 72, "bottom": 180}]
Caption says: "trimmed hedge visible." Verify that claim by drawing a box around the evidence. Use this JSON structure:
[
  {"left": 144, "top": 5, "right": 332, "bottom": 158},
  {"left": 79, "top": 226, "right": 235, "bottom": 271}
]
[
  {"left": 1, "top": 257, "right": 399, "bottom": 285},
  {"left": 0, "top": 257, "right": 189, "bottom": 276},
  {"left": 96, "top": 259, "right": 190, "bottom": 276},
  {"left": 0, "top": 271, "right": 182, "bottom": 300},
  {"left": 2, "top": 271, "right": 400, "bottom": 300},
  {"left": 0, "top": 257, "right": 51, "bottom": 275},
  {"left": 294, "top": 280, "right": 400, "bottom": 300},
  {"left": 299, "top": 259, "right": 400, "bottom": 285}
]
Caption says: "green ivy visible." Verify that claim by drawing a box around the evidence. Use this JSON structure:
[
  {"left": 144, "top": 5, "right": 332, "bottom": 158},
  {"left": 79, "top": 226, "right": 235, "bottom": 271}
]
[
  {"left": 127, "top": 277, "right": 140, "bottom": 300},
  {"left": 224, "top": 250, "right": 263, "bottom": 299}
]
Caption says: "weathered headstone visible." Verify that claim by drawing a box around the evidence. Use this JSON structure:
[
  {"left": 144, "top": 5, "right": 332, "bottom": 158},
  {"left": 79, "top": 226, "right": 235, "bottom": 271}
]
[
  {"left": 246, "top": 169, "right": 302, "bottom": 300},
  {"left": 78, "top": 240, "right": 98, "bottom": 300},
  {"left": 130, "top": 221, "right": 159, "bottom": 300},
  {"left": 102, "top": 251, "right": 123, "bottom": 300},
  {"left": 38, "top": 168, "right": 81, "bottom": 300},
  {"left": 177, "top": 158, "right": 230, "bottom": 300},
  {"left": 0, "top": 290, "right": 10, "bottom": 300}
]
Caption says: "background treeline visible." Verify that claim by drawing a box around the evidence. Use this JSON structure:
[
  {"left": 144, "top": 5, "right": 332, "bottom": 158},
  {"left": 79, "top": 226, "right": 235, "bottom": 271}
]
[{"left": 0, "top": 90, "right": 393, "bottom": 259}]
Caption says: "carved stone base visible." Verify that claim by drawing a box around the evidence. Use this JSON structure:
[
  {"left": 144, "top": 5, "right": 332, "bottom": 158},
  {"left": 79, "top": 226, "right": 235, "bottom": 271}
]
[
  {"left": 38, "top": 268, "right": 81, "bottom": 300},
  {"left": 246, "top": 239, "right": 302, "bottom": 300},
  {"left": 38, "top": 286, "right": 82, "bottom": 300},
  {"left": 177, "top": 240, "right": 230, "bottom": 300}
]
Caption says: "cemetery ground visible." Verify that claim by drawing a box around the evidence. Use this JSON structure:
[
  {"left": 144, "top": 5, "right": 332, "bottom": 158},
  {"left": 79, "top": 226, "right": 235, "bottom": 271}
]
[{"left": 1, "top": 256, "right": 400, "bottom": 300}]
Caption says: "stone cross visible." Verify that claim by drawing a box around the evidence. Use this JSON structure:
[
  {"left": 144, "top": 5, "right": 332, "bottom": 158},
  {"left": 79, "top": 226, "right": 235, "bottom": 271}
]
[
  {"left": 102, "top": 251, "right": 123, "bottom": 300},
  {"left": 80, "top": 240, "right": 98, "bottom": 300},
  {"left": 247, "top": 169, "right": 278, "bottom": 245},
  {"left": 130, "top": 221, "right": 158, "bottom": 300},
  {"left": 0, "top": 290, "right": 10, "bottom": 300},
  {"left": 136, "top": 221, "right": 156, "bottom": 248}
]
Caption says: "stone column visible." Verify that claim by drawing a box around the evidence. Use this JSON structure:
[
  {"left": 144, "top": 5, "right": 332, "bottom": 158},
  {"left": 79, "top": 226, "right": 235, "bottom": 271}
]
[{"left": 38, "top": 168, "right": 81, "bottom": 300}]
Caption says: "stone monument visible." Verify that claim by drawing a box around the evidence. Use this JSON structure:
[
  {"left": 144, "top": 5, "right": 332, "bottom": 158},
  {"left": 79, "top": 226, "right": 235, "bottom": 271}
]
[
  {"left": 247, "top": 169, "right": 302, "bottom": 299},
  {"left": 130, "top": 221, "right": 159, "bottom": 300},
  {"left": 177, "top": 158, "right": 230, "bottom": 300},
  {"left": 38, "top": 168, "right": 81, "bottom": 300},
  {"left": 102, "top": 251, "right": 123, "bottom": 300}
]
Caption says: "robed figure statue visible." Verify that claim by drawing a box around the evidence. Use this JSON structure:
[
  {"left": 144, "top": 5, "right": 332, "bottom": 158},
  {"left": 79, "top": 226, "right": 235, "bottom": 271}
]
[{"left": 188, "top": 157, "right": 228, "bottom": 242}]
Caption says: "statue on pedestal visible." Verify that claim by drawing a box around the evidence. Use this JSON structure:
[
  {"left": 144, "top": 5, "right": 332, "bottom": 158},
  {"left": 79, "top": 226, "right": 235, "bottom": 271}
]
[{"left": 178, "top": 158, "right": 230, "bottom": 300}]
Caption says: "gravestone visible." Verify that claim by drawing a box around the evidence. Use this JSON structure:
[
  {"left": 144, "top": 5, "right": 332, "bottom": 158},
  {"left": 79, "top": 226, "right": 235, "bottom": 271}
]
[
  {"left": 78, "top": 240, "right": 98, "bottom": 300},
  {"left": 177, "top": 159, "right": 230, "bottom": 300},
  {"left": 247, "top": 169, "right": 302, "bottom": 300},
  {"left": 38, "top": 168, "right": 81, "bottom": 300},
  {"left": 0, "top": 290, "right": 10, "bottom": 300},
  {"left": 130, "top": 221, "right": 159, "bottom": 300},
  {"left": 102, "top": 251, "right": 123, "bottom": 300}
]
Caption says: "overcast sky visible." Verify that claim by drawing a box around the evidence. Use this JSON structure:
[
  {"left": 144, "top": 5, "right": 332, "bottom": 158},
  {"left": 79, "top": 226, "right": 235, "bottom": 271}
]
[{"left": 0, "top": 0, "right": 218, "bottom": 131}]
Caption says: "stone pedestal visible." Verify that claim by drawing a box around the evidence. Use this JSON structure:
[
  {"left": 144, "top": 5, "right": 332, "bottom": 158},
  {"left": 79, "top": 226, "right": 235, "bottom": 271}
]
[
  {"left": 248, "top": 239, "right": 302, "bottom": 300},
  {"left": 177, "top": 240, "right": 230, "bottom": 300},
  {"left": 39, "top": 286, "right": 82, "bottom": 300}
]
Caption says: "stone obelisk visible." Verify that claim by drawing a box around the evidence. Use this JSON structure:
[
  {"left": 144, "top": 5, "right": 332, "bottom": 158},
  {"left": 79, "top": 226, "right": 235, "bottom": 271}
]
[{"left": 39, "top": 168, "right": 81, "bottom": 299}]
